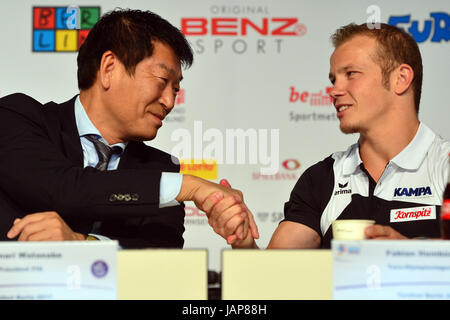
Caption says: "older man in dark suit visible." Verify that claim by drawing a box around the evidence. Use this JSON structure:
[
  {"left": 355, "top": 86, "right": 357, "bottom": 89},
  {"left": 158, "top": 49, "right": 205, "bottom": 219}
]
[{"left": 0, "top": 9, "right": 258, "bottom": 248}]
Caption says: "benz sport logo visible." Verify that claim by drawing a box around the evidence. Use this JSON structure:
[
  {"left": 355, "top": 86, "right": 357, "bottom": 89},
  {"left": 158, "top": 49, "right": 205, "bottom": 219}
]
[
  {"left": 390, "top": 206, "right": 436, "bottom": 223},
  {"left": 181, "top": 5, "right": 307, "bottom": 55},
  {"left": 181, "top": 17, "right": 305, "bottom": 36}
]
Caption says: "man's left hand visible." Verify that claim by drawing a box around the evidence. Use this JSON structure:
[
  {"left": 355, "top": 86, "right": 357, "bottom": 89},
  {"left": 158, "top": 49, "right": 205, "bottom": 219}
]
[
  {"left": 7, "top": 211, "right": 85, "bottom": 241},
  {"left": 365, "top": 224, "right": 407, "bottom": 240}
]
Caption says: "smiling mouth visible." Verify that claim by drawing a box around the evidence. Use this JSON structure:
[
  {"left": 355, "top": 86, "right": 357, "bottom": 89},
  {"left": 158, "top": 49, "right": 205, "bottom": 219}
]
[
  {"left": 337, "top": 105, "right": 350, "bottom": 112},
  {"left": 335, "top": 104, "right": 353, "bottom": 113},
  {"left": 150, "top": 112, "right": 165, "bottom": 121}
]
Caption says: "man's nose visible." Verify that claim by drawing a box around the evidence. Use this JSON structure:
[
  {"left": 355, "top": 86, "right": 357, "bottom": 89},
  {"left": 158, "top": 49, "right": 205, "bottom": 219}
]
[
  {"left": 159, "top": 88, "right": 176, "bottom": 113},
  {"left": 329, "top": 82, "right": 346, "bottom": 99}
]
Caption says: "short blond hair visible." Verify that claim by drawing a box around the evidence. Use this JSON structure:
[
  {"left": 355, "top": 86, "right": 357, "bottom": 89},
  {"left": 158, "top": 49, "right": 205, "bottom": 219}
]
[{"left": 331, "top": 23, "right": 423, "bottom": 114}]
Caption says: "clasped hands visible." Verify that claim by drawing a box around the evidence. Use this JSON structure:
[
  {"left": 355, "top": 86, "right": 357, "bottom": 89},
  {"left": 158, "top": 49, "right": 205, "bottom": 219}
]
[
  {"left": 5, "top": 175, "right": 259, "bottom": 244},
  {"left": 5, "top": 174, "right": 407, "bottom": 244}
]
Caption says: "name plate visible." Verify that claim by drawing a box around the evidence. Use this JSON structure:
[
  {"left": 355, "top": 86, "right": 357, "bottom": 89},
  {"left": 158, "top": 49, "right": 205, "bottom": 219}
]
[
  {"left": 0, "top": 241, "right": 118, "bottom": 300},
  {"left": 332, "top": 240, "right": 450, "bottom": 300}
]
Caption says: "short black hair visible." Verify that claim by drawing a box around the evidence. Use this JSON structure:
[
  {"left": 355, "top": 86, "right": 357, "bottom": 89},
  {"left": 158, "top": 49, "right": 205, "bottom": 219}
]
[{"left": 77, "top": 8, "right": 193, "bottom": 90}]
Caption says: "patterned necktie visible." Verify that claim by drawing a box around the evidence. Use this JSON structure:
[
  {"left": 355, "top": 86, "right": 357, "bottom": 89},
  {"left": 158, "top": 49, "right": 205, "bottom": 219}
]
[
  {"left": 84, "top": 134, "right": 122, "bottom": 171},
  {"left": 83, "top": 134, "right": 122, "bottom": 235}
]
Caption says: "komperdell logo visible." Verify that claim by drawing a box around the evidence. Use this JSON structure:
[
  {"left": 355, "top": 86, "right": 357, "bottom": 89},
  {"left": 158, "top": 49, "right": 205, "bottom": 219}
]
[
  {"left": 334, "top": 182, "right": 351, "bottom": 196},
  {"left": 393, "top": 186, "right": 432, "bottom": 197}
]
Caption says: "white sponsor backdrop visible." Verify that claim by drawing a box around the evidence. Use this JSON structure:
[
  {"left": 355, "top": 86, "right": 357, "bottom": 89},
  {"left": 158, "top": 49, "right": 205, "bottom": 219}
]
[{"left": 0, "top": 0, "right": 448, "bottom": 271}]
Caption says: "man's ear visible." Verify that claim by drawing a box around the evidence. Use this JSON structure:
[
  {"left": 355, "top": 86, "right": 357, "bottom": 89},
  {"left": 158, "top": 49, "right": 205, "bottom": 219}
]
[
  {"left": 98, "top": 50, "right": 116, "bottom": 90},
  {"left": 393, "top": 63, "right": 414, "bottom": 96}
]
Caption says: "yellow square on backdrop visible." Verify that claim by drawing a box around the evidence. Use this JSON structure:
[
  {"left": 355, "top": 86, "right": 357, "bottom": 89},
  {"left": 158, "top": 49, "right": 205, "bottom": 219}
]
[
  {"left": 55, "top": 30, "right": 78, "bottom": 51},
  {"left": 180, "top": 159, "right": 218, "bottom": 180}
]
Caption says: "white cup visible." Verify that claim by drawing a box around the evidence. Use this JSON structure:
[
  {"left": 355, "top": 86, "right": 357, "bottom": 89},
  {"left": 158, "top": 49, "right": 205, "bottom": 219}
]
[{"left": 332, "top": 219, "right": 376, "bottom": 240}]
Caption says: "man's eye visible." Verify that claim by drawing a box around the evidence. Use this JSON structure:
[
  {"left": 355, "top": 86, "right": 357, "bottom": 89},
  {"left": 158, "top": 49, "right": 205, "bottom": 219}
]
[
  {"left": 347, "top": 71, "right": 356, "bottom": 77},
  {"left": 157, "top": 77, "right": 168, "bottom": 85}
]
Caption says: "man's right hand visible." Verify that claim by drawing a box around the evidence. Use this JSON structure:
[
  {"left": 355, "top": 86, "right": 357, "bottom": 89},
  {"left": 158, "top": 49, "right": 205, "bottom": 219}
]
[
  {"left": 6, "top": 211, "right": 85, "bottom": 241},
  {"left": 176, "top": 175, "right": 259, "bottom": 244}
]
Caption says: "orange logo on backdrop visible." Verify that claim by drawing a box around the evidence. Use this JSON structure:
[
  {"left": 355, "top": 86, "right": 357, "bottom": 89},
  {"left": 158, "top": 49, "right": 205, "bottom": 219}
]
[{"left": 180, "top": 159, "right": 218, "bottom": 180}]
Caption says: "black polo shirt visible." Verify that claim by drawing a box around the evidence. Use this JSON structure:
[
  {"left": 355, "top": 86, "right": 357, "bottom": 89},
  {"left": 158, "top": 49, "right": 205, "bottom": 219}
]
[{"left": 283, "top": 123, "right": 450, "bottom": 248}]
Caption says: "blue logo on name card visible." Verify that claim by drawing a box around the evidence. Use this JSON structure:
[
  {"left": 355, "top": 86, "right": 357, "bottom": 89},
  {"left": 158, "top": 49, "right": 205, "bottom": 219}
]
[
  {"left": 91, "top": 260, "right": 108, "bottom": 278},
  {"left": 337, "top": 244, "right": 361, "bottom": 256}
]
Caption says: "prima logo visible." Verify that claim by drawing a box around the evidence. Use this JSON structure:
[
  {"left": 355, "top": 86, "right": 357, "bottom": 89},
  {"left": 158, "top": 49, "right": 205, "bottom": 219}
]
[{"left": 334, "top": 182, "right": 351, "bottom": 196}]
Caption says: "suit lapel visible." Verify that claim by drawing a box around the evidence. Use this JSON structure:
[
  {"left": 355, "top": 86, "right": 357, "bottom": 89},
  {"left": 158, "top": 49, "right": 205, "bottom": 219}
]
[
  {"left": 52, "top": 96, "right": 84, "bottom": 166},
  {"left": 118, "top": 141, "right": 144, "bottom": 169}
]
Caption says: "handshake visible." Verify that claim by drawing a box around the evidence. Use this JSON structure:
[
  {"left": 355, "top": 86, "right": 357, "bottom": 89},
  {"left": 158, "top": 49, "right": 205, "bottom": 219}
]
[
  {"left": 7, "top": 174, "right": 259, "bottom": 248},
  {"left": 176, "top": 175, "right": 259, "bottom": 248}
]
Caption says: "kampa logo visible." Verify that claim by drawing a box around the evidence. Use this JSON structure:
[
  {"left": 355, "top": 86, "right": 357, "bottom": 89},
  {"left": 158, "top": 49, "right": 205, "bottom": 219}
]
[
  {"left": 393, "top": 186, "right": 432, "bottom": 197},
  {"left": 388, "top": 12, "right": 449, "bottom": 43},
  {"left": 334, "top": 182, "right": 351, "bottom": 196}
]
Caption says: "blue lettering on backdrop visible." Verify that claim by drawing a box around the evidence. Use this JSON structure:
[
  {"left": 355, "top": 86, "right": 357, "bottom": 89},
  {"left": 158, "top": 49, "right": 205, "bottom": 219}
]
[{"left": 388, "top": 12, "right": 449, "bottom": 43}]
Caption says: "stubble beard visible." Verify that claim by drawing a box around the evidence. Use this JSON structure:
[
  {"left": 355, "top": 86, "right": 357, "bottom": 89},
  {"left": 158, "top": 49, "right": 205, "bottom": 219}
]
[{"left": 339, "top": 120, "right": 361, "bottom": 134}]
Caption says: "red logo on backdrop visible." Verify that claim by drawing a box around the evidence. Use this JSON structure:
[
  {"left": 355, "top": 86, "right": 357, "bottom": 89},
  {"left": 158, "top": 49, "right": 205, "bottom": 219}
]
[
  {"left": 184, "top": 206, "right": 208, "bottom": 226},
  {"left": 252, "top": 159, "right": 300, "bottom": 181},
  {"left": 181, "top": 18, "right": 306, "bottom": 36},
  {"left": 165, "top": 88, "right": 186, "bottom": 123},
  {"left": 288, "top": 86, "right": 337, "bottom": 123},
  {"left": 289, "top": 86, "right": 333, "bottom": 106},
  {"left": 282, "top": 159, "right": 300, "bottom": 170},
  {"left": 175, "top": 88, "right": 185, "bottom": 105},
  {"left": 181, "top": 8, "right": 307, "bottom": 55},
  {"left": 185, "top": 206, "right": 206, "bottom": 217}
]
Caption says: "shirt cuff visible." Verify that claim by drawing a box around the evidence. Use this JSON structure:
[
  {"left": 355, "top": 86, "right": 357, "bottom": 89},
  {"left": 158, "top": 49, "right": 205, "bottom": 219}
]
[
  {"left": 87, "top": 233, "right": 112, "bottom": 241},
  {"left": 159, "top": 172, "right": 182, "bottom": 208}
]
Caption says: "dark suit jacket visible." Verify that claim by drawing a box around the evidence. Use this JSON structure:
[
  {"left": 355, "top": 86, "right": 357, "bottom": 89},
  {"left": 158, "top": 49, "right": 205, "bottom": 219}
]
[{"left": 0, "top": 93, "right": 185, "bottom": 248}]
